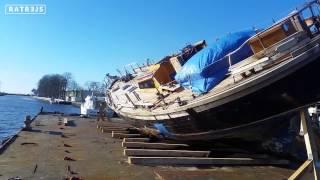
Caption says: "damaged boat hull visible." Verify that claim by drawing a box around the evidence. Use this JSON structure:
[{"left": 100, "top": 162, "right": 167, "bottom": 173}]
[{"left": 116, "top": 45, "right": 320, "bottom": 142}]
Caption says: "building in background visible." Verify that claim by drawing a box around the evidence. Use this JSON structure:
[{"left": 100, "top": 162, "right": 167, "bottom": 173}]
[{"left": 65, "top": 90, "right": 91, "bottom": 102}]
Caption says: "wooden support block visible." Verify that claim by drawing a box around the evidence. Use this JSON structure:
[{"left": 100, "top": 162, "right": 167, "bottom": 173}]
[
  {"left": 124, "top": 149, "right": 210, "bottom": 157},
  {"left": 122, "top": 142, "right": 189, "bottom": 149},
  {"left": 123, "top": 138, "right": 150, "bottom": 143},
  {"left": 127, "top": 157, "right": 290, "bottom": 166},
  {"left": 112, "top": 133, "right": 142, "bottom": 139},
  {"left": 288, "top": 160, "right": 314, "bottom": 180},
  {"left": 101, "top": 127, "right": 127, "bottom": 133},
  {"left": 101, "top": 125, "right": 130, "bottom": 128},
  {"left": 288, "top": 110, "right": 320, "bottom": 180},
  {"left": 101, "top": 128, "right": 128, "bottom": 133},
  {"left": 112, "top": 130, "right": 129, "bottom": 134}
]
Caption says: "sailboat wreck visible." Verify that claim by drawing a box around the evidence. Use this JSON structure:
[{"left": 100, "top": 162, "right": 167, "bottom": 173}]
[{"left": 105, "top": 1, "right": 320, "bottom": 146}]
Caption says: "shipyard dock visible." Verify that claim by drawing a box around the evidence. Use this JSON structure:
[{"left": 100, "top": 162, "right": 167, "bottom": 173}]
[{"left": 0, "top": 114, "right": 297, "bottom": 179}]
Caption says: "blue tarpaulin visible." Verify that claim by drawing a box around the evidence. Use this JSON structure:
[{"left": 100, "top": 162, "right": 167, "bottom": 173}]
[{"left": 175, "top": 30, "right": 256, "bottom": 93}]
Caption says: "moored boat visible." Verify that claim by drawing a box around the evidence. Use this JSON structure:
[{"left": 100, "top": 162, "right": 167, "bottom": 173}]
[
  {"left": 105, "top": 1, "right": 320, "bottom": 143},
  {"left": 81, "top": 95, "right": 114, "bottom": 117},
  {"left": 49, "top": 98, "right": 72, "bottom": 105}
]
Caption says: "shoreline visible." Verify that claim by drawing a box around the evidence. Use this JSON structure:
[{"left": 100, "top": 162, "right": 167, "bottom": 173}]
[
  {"left": 31, "top": 96, "right": 52, "bottom": 103},
  {"left": 0, "top": 96, "right": 80, "bottom": 151},
  {"left": 32, "top": 96, "right": 82, "bottom": 108},
  {"left": 0, "top": 114, "right": 157, "bottom": 179},
  {"left": 0, "top": 111, "right": 40, "bottom": 154}
]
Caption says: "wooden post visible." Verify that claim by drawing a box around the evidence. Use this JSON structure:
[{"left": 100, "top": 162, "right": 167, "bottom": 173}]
[
  {"left": 289, "top": 110, "right": 320, "bottom": 179},
  {"left": 112, "top": 133, "right": 142, "bottom": 139},
  {"left": 128, "top": 157, "right": 289, "bottom": 166},
  {"left": 123, "top": 138, "right": 150, "bottom": 143},
  {"left": 124, "top": 149, "right": 210, "bottom": 157},
  {"left": 122, "top": 142, "right": 189, "bottom": 149}
]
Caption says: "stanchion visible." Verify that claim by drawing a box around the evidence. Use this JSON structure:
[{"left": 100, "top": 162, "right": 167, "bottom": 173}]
[{"left": 289, "top": 110, "right": 320, "bottom": 180}]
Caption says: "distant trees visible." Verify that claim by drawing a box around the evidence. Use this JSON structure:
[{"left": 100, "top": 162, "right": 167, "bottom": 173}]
[
  {"left": 63, "top": 72, "right": 81, "bottom": 91},
  {"left": 31, "top": 88, "right": 38, "bottom": 95},
  {"left": 84, "top": 81, "right": 105, "bottom": 96},
  {"left": 37, "top": 74, "right": 67, "bottom": 98},
  {"left": 33, "top": 72, "right": 106, "bottom": 98}
]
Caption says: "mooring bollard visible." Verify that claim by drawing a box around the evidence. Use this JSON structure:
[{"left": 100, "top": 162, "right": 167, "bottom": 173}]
[{"left": 23, "top": 115, "right": 32, "bottom": 131}]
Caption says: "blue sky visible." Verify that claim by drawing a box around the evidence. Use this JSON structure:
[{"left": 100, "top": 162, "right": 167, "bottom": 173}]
[{"left": 0, "top": 0, "right": 305, "bottom": 93}]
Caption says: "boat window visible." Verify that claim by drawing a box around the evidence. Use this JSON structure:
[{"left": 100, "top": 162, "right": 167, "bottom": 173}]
[
  {"left": 310, "top": 24, "right": 319, "bottom": 34},
  {"left": 300, "top": 6, "right": 320, "bottom": 35},
  {"left": 128, "top": 86, "right": 137, "bottom": 92},
  {"left": 122, "top": 84, "right": 131, "bottom": 90},
  {"left": 301, "top": 7, "right": 313, "bottom": 20},
  {"left": 311, "top": 3, "right": 320, "bottom": 17},
  {"left": 282, "top": 22, "right": 290, "bottom": 32},
  {"left": 138, "top": 80, "right": 155, "bottom": 89},
  {"left": 112, "top": 86, "right": 120, "bottom": 92}
]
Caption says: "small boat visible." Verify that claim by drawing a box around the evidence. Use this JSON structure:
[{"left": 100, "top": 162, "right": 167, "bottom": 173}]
[
  {"left": 81, "top": 95, "right": 113, "bottom": 117},
  {"left": 49, "top": 98, "right": 72, "bottom": 105},
  {"left": 105, "top": 1, "right": 320, "bottom": 143}
]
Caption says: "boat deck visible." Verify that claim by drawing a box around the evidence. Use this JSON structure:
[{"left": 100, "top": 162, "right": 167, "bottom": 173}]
[{"left": 0, "top": 114, "right": 295, "bottom": 179}]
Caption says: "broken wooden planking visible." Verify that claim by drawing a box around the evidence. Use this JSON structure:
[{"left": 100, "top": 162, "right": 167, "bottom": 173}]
[
  {"left": 127, "top": 157, "right": 290, "bottom": 166},
  {"left": 124, "top": 149, "right": 210, "bottom": 157}
]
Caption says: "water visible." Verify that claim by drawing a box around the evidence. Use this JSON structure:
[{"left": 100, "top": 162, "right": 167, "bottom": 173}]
[{"left": 0, "top": 95, "right": 79, "bottom": 143}]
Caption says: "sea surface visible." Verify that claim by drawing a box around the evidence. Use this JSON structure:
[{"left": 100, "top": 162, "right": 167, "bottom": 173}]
[{"left": 0, "top": 95, "right": 79, "bottom": 143}]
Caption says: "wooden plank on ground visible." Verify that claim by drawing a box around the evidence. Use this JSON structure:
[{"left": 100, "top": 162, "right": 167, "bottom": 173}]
[
  {"left": 101, "top": 127, "right": 127, "bottom": 131},
  {"left": 102, "top": 128, "right": 128, "bottom": 133},
  {"left": 288, "top": 160, "right": 314, "bottom": 180},
  {"left": 154, "top": 168, "right": 293, "bottom": 180},
  {"left": 124, "top": 149, "right": 210, "bottom": 157},
  {"left": 289, "top": 110, "right": 320, "bottom": 180},
  {"left": 98, "top": 125, "right": 130, "bottom": 129},
  {"left": 127, "top": 157, "right": 290, "bottom": 166},
  {"left": 99, "top": 122, "right": 132, "bottom": 127},
  {"left": 123, "top": 138, "right": 150, "bottom": 143},
  {"left": 122, "top": 142, "right": 189, "bottom": 149},
  {"left": 101, "top": 125, "right": 131, "bottom": 128},
  {"left": 112, "top": 133, "right": 142, "bottom": 139},
  {"left": 102, "top": 126, "right": 128, "bottom": 130},
  {"left": 112, "top": 130, "right": 130, "bottom": 134}
]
